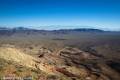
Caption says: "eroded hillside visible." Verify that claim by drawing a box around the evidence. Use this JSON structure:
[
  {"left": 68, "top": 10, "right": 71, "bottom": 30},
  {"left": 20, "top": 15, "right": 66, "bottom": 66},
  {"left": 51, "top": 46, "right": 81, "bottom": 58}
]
[{"left": 0, "top": 44, "right": 120, "bottom": 80}]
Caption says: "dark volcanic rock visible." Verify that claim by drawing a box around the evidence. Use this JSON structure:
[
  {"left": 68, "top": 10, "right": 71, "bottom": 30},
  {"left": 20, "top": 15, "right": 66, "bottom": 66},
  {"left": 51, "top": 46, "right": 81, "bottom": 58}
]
[
  {"left": 59, "top": 47, "right": 99, "bottom": 66},
  {"left": 58, "top": 47, "right": 120, "bottom": 80}
]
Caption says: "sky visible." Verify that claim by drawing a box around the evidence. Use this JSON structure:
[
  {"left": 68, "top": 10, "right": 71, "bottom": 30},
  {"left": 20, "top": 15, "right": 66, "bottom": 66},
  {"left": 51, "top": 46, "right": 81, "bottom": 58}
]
[{"left": 0, "top": 0, "right": 120, "bottom": 31}]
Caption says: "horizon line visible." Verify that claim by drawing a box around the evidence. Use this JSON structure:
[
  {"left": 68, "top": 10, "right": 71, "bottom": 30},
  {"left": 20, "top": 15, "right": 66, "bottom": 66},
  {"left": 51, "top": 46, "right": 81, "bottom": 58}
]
[{"left": 0, "top": 25, "right": 120, "bottom": 31}]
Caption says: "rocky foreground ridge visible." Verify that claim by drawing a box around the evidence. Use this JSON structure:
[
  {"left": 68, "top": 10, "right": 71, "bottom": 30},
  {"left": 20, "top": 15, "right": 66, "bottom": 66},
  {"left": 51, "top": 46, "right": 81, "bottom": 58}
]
[{"left": 0, "top": 44, "right": 120, "bottom": 80}]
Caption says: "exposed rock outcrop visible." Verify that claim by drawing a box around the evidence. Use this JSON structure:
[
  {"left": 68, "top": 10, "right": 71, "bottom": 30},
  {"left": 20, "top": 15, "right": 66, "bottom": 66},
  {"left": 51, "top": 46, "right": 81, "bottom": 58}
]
[{"left": 0, "top": 45, "right": 120, "bottom": 80}]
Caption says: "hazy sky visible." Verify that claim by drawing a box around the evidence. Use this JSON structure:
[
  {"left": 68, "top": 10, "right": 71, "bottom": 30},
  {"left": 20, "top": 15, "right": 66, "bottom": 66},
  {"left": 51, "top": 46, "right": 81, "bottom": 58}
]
[{"left": 0, "top": 0, "right": 120, "bottom": 30}]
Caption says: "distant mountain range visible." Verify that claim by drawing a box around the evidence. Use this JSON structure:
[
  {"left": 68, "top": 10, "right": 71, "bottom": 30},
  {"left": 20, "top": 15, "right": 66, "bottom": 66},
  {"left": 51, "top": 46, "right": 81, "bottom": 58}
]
[
  {"left": 0, "top": 27, "right": 104, "bottom": 32},
  {"left": 0, "top": 27, "right": 33, "bottom": 30},
  {"left": 0, "top": 27, "right": 105, "bottom": 36}
]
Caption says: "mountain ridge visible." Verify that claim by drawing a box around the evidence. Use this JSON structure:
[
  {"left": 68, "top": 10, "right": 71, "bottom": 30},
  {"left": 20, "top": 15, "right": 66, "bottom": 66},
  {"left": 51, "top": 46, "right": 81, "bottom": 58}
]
[{"left": 0, "top": 26, "right": 104, "bottom": 32}]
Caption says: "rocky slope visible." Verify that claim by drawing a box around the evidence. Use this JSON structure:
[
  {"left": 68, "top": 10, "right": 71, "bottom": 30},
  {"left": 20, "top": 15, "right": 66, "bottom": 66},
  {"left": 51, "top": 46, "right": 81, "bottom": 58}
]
[{"left": 0, "top": 44, "right": 120, "bottom": 80}]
